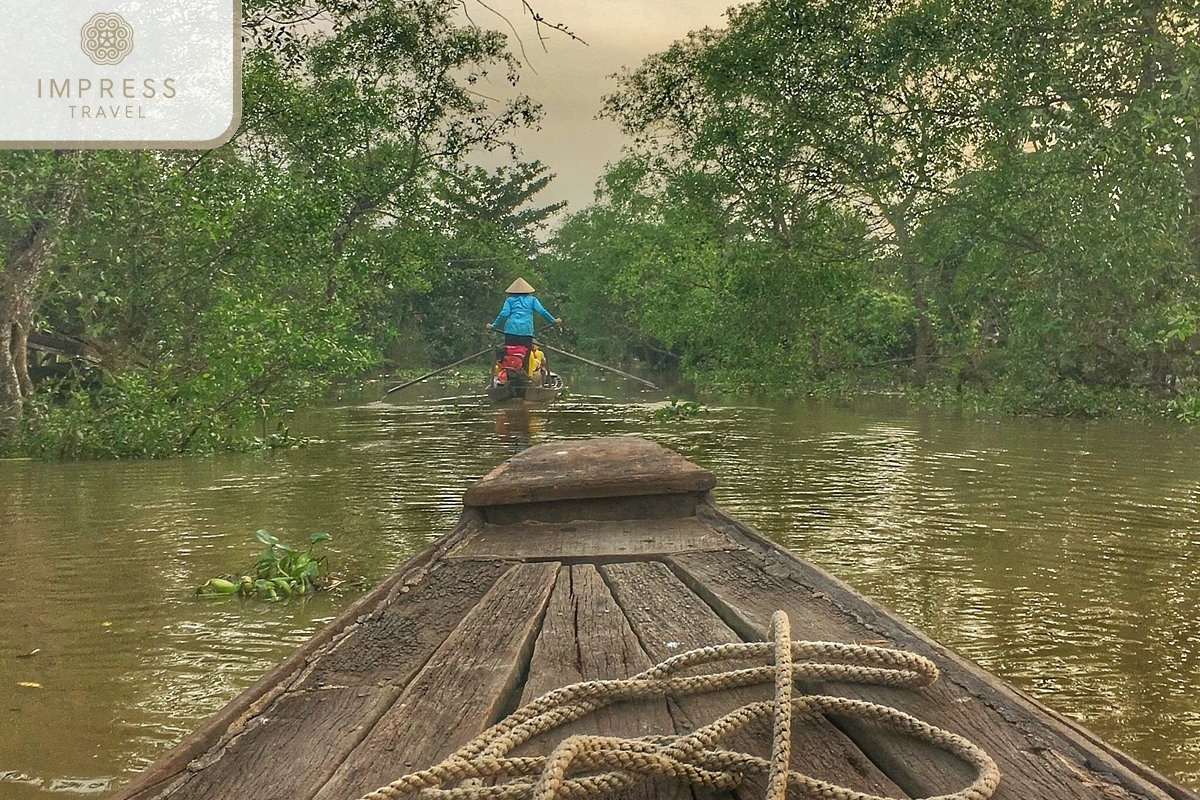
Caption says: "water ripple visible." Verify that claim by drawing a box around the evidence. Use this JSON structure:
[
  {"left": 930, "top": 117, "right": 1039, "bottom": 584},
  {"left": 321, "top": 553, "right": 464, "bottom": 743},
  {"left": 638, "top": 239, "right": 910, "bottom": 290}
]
[{"left": 3, "top": 392, "right": 1200, "bottom": 792}]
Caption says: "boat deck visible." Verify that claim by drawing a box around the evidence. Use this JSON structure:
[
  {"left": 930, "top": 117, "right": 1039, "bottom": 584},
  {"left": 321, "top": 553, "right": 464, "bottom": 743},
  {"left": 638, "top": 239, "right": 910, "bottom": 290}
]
[{"left": 113, "top": 437, "right": 1198, "bottom": 800}]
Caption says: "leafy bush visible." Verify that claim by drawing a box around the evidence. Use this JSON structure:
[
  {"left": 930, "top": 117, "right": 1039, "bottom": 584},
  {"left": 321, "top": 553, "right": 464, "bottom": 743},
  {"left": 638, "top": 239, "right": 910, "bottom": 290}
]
[
  {"left": 653, "top": 397, "right": 705, "bottom": 421},
  {"left": 16, "top": 368, "right": 310, "bottom": 459},
  {"left": 1167, "top": 394, "right": 1200, "bottom": 423},
  {"left": 197, "top": 530, "right": 332, "bottom": 601}
]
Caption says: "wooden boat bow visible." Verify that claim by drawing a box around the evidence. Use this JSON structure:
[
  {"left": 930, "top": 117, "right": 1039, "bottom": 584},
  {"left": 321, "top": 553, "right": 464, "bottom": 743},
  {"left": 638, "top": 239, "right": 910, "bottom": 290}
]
[
  {"left": 464, "top": 435, "right": 715, "bottom": 506},
  {"left": 110, "top": 436, "right": 1199, "bottom": 800}
]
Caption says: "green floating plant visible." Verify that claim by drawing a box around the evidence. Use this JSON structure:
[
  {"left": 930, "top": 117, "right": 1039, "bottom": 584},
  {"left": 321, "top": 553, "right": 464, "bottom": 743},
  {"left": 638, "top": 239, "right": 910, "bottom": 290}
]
[
  {"left": 198, "top": 530, "right": 332, "bottom": 601},
  {"left": 653, "top": 397, "right": 706, "bottom": 421}
]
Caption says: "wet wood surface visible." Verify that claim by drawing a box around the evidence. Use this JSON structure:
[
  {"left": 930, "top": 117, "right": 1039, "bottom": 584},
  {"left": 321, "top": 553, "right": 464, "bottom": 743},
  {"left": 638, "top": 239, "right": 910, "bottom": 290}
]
[
  {"left": 601, "top": 560, "right": 907, "bottom": 800},
  {"left": 314, "top": 562, "right": 560, "bottom": 800},
  {"left": 447, "top": 517, "right": 735, "bottom": 560},
  {"left": 113, "top": 437, "right": 1199, "bottom": 800},
  {"left": 463, "top": 435, "right": 716, "bottom": 507}
]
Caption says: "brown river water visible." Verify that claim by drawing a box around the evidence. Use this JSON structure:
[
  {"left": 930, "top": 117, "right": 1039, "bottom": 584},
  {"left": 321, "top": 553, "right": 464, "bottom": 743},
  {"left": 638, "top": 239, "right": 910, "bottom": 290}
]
[{"left": 2, "top": 374, "right": 1199, "bottom": 797}]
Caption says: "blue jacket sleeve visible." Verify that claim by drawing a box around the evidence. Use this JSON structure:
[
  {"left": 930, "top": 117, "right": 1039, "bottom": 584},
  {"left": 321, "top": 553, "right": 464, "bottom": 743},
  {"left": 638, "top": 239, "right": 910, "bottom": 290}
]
[
  {"left": 491, "top": 297, "right": 513, "bottom": 328},
  {"left": 532, "top": 297, "right": 556, "bottom": 324}
]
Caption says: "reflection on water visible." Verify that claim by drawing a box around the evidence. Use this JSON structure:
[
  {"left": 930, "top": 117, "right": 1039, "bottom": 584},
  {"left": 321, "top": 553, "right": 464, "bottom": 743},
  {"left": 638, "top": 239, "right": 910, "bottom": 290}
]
[
  {"left": 492, "top": 406, "right": 543, "bottom": 452},
  {"left": 2, "top": 377, "right": 1199, "bottom": 796}
]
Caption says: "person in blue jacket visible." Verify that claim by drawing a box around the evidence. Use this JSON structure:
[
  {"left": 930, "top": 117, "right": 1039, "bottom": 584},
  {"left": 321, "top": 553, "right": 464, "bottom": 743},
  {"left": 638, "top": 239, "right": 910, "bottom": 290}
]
[{"left": 485, "top": 277, "right": 561, "bottom": 350}]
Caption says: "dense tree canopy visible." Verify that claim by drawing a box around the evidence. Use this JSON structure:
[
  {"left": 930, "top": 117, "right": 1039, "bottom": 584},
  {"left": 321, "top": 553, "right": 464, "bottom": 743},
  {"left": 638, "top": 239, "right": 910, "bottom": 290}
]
[
  {"left": 0, "top": 0, "right": 563, "bottom": 457},
  {"left": 548, "top": 0, "right": 1200, "bottom": 417}
]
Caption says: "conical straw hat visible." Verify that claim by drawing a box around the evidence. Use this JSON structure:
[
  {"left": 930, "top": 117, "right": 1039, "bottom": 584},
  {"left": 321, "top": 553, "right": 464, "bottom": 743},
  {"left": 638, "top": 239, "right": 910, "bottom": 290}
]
[{"left": 506, "top": 277, "right": 535, "bottom": 293}]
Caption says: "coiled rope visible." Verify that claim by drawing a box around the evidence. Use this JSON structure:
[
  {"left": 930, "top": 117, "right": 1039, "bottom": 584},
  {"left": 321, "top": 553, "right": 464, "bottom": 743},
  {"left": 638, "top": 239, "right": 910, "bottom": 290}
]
[{"left": 356, "top": 610, "right": 1000, "bottom": 800}]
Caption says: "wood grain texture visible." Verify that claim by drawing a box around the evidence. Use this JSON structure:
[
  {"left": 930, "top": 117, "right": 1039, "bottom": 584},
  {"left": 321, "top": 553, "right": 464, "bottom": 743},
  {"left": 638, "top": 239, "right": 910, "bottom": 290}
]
[
  {"left": 602, "top": 560, "right": 909, "bottom": 800},
  {"left": 464, "top": 436, "right": 716, "bottom": 507},
  {"left": 155, "top": 558, "right": 514, "bottom": 800},
  {"left": 481, "top": 492, "right": 705, "bottom": 525},
  {"left": 516, "top": 565, "right": 693, "bottom": 800},
  {"left": 448, "top": 517, "right": 734, "bottom": 560},
  {"left": 313, "top": 561, "right": 560, "bottom": 800},
  {"left": 670, "top": 540, "right": 1186, "bottom": 800}
]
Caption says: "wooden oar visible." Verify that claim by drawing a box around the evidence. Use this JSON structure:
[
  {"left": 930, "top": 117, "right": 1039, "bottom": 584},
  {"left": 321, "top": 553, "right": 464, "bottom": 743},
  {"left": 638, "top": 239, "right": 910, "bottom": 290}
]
[
  {"left": 540, "top": 343, "right": 659, "bottom": 389},
  {"left": 384, "top": 347, "right": 493, "bottom": 395}
]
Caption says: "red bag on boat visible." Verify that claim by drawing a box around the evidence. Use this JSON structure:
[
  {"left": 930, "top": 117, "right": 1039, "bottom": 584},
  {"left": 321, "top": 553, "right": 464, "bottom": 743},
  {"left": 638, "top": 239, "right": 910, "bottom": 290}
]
[{"left": 500, "top": 345, "right": 528, "bottom": 372}]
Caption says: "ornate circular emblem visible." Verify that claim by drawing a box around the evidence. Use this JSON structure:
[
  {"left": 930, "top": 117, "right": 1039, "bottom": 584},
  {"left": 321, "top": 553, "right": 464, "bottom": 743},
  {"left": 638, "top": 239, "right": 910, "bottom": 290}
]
[{"left": 80, "top": 12, "right": 134, "bottom": 65}]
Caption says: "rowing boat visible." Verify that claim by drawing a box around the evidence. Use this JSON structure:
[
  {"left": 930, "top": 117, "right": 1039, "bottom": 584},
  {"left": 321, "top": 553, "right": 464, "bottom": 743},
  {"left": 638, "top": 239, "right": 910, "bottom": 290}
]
[
  {"left": 486, "top": 371, "right": 564, "bottom": 404},
  {"left": 111, "top": 436, "right": 1198, "bottom": 800}
]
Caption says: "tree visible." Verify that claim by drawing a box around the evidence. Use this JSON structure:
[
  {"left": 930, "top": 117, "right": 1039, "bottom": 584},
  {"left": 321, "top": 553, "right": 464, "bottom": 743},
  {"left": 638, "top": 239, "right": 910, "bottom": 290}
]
[
  {"left": 0, "top": 151, "right": 81, "bottom": 430},
  {"left": 568, "top": 0, "right": 1200, "bottom": 414},
  {"left": 545, "top": 153, "right": 884, "bottom": 393},
  {"left": 601, "top": 0, "right": 999, "bottom": 381},
  {"left": 407, "top": 161, "right": 566, "bottom": 362},
  {"left": 928, "top": 1, "right": 1200, "bottom": 410},
  {"left": 2, "top": 0, "right": 561, "bottom": 456}
]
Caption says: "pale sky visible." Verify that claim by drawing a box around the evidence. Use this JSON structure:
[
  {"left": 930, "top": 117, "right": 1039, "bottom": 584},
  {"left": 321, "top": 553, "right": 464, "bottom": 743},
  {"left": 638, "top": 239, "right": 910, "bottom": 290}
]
[{"left": 470, "top": 1, "right": 733, "bottom": 220}]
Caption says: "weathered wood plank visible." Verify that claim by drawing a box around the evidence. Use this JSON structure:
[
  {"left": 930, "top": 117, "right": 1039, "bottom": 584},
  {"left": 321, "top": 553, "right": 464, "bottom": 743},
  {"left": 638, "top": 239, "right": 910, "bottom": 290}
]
[
  {"left": 313, "top": 561, "right": 560, "bottom": 800},
  {"left": 602, "top": 560, "right": 910, "bottom": 800},
  {"left": 482, "top": 492, "right": 706, "bottom": 525},
  {"left": 521, "top": 565, "right": 664, "bottom": 709},
  {"left": 300, "top": 559, "right": 515, "bottom": 691},
  {"left": 464, "top": 436, "right": 715, "bottom": 507},
  {"left": 670, "top": 537, "right": 1190, "bottom": 800},
  {"left": 448, "top": 518, "right": 735, "bottom": 561},
  {"left": 156, "top": 557, "right": 514, "bottom": 800},
  {"left": 516, "top": 565, "right": 694, "bottom": 800},
  {"left": 110, "top": 437, "right": 1200, "bottom": 800},
  {"left": 166, "top": 690, "right": 390, "bottom": 800}
]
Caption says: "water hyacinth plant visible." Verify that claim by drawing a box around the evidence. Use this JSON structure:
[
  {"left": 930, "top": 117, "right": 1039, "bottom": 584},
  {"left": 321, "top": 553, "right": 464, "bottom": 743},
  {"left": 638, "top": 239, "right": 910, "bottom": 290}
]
[
  {"left": 653, "top": 397, "right": 705, "bottom": 421},
  {"left": 198, "top": 529, "right": 332, "bottom": 601}
]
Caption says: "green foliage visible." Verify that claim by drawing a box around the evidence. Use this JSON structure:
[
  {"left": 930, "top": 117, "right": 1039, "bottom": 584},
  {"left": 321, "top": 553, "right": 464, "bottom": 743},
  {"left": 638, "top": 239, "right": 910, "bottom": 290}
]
[
  {"left": 3, "top": 0, "right": 562, "bottom": 458},
  {"left": 546, "top": 0, "right": 1200, "bottom": 418},
  {"left": 652, "top": 397, "right": 705, "bottom": 421},
  {"left": 545, "top": 152, "right": 880, "bottom": 390},
  {"left": 1167, "top": 394, "right": 1200, "bottom": 423},
  {"left": 6, "top": 0, "right": 1199, "bottom": 431},
  {"left": 14, "top": 367, "right": 310, "bottom": 460},
  {"left": 19, "top": 370, "right": 197, "bottom": 460},
  {"left": 197, "top": 530, "right": 332, "bottom": 601}
]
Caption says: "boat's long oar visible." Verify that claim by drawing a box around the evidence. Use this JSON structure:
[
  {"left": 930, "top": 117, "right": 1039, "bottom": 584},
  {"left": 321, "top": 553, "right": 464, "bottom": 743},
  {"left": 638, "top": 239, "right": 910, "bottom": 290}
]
[
  {"left": 541, "top": 343, "right": 659, "bottom": 389},
  {"left": 384, "top": 347, "right": 492, "bottom": 395}
]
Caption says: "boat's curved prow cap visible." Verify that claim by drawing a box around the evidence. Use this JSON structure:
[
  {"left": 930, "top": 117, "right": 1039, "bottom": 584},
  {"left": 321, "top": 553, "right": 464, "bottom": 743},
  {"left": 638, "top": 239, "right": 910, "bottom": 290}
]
[{"left": 464, "top": 435, "right": 715, "bottom": 507}]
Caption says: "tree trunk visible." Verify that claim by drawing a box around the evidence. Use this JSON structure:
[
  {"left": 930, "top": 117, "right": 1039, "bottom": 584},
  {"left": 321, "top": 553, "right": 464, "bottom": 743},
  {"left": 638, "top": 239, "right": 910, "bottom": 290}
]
[
  {"left": 1186, "top": 117, "right": 1200, "bottom": 273},
  {"left": 0, "top": 246, "right": 43, "bottom": 430},
  {"left": 0, "top": 305, "right": 17, "bottom": 429},
  {"left": 906, "top": 260, "right": 935, "bottom": 387},
  {"left": 883, "top": 203, "right": 935, "bottom": 386},
  {"left": 0, "top": 152, "right": 79, "bottom": 432}
]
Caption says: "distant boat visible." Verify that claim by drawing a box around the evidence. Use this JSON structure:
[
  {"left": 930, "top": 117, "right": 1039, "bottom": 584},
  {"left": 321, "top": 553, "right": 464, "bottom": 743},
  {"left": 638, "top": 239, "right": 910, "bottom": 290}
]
[{"left": 486, "top": 371, "right": 564, "bottom": 404}]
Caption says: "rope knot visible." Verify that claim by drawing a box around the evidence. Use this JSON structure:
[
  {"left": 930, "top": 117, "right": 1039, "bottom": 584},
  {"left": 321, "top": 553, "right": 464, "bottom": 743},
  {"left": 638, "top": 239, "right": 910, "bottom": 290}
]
[{"left": 357, "top": 610, "right": 999, "bottom": 800}]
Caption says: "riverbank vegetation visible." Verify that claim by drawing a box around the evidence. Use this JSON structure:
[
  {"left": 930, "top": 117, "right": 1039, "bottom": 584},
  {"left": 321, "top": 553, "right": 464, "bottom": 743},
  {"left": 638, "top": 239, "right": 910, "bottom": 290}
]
[
  {"left": 2, "top": 1, "right": 1199, "bottom": 460},
  {"left": 1, "top": 0, "right": 564, "bottom": 458},
  {"left": 544, "top": 1, "right": 1200, "bottom": 420}
]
